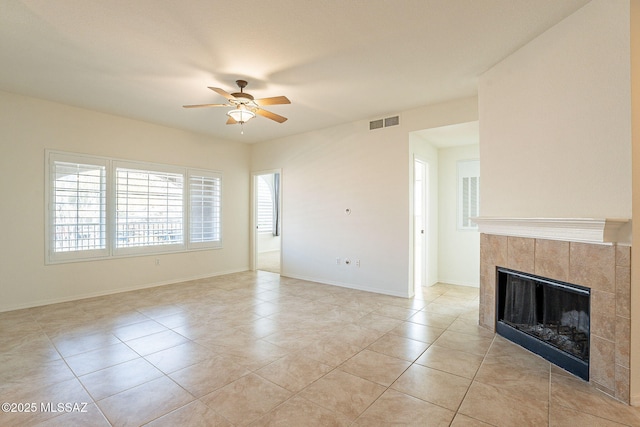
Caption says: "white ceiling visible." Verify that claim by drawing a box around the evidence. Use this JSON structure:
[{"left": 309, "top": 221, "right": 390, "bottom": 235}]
[{"left": 0, "top": 0, "right": 589, "bottom": 144}]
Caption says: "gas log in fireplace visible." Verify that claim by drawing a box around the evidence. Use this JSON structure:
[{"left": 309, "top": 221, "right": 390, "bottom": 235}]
[{"left": 496, "top": 268, "right": 590, "bottom": 380}]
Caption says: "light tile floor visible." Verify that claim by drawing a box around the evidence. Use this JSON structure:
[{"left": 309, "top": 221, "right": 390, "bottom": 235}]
[{"left": 1, "top": 271, "right": 639, "bottom": 426}]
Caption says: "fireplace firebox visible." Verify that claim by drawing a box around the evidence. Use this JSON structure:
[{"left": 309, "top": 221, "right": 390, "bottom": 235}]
[{"left": 496, "top": 268, "right": 590, "bottom": 380}]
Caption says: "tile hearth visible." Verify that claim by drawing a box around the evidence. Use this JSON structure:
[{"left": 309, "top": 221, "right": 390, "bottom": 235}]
[{"left": 1, "top": 271, "right": 639, "bottom": 426}]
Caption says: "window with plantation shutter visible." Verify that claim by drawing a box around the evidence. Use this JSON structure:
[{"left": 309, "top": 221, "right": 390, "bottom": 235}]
[
  {"left": 257, "top": 175, "right": 274, "bottom": 234},
  {"left": 48, "top": 155, "right": 107, "bottom": 260},
  {"left": 458, "top": 160, "right": 480, "bottom": 231},
  {"left": 115, "top": 165, "right": 184, "bottom": 252},
  {"left": 46, "top": 151, "right": 224, "bottom": 263},
  {"left": 189, "top": 171, "right": 222, "bottom": 248}
]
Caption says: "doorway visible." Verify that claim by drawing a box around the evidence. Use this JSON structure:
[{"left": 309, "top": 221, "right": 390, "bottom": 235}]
[
  {"left": 253, "top": 171, "right": 281, "bottom": 273},
  {"left": 413, "top": 158, "right": 428, "bottom": 293}
]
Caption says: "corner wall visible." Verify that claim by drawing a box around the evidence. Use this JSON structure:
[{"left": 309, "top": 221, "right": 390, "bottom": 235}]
[
  {"left": 252, "top": 97, "right": 478, "bottom": 297},
  {"left": 478, "top": 0, "right": 635, "bottom": 404},
  {"left": 0, "top": 90, "right": 251, "bottom": 312},
  {"left": 438, "top": 144, "right": 480, "bottom": 287},
  {"left": 630, "top": 0, "right": 640, "bottom": 407}
]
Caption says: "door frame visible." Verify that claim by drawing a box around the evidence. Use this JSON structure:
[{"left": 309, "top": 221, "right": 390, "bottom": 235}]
[
  {"left": 412, "top": 157, "right": 428, "bottom": 294},
  {"left": 251, "top": 169, "right": 283, "bottom": 272}
]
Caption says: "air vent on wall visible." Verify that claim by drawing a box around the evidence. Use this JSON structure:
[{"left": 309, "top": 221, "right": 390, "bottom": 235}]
[
  {"left": 369, "top": 119, "right": 383, "bottom": 130},
  {"left": 369, "top": 116, "right": 399, "bottom": 130},
  {"left": 384, "top": 116, "right": 399, "bottom": 127}
]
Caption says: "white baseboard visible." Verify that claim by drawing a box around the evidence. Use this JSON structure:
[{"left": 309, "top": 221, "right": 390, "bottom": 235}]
[
  {"left": 0, "top": 267, "right": 248, "bottom": 313},
  {"left": 436, "top": 278, "right": 480, "bottom": 288},
  {"left": 281, "top": 272, "right": 411, "bottom": 298}
]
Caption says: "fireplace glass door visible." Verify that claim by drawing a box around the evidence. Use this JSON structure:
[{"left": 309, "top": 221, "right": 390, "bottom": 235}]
[{"left": 497, "top": 268, "right": 590, "bottom": 380}]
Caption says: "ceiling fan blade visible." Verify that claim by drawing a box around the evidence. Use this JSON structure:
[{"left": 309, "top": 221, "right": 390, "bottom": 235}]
[
  {"left": 255, "top": 108, "right": 288, "bottom": 123},
  {"left": 208, "top": 86, "right": 236, "bottom": 101},
  {"left": 182, "top": 103, "right": 229, "bottom": 108},
  {"left": 254, "top": 96, "right": 291, "bottom": 106},
  {"left": 226, "top": 116, "right": 238, "bottom": 125}
]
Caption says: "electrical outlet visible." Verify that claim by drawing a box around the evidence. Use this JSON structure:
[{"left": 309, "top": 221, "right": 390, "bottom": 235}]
[
  {"left": 155, "top": 258, "right": 160, "bottom": 266},
  {"left": 356, "top": 259, "right": 360, "bottom": 267},
  {"left": 336, "top": 257, "right": 341, "bottom": 265}
]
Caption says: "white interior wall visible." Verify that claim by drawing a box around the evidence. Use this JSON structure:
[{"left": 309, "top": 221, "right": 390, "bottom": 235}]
[
  {"left": 258, "top": 234, "right": 281, "bottom": 253},
  {"left": 253, "top": 121, "right": 411, "bottom": 296},
  {"left": 479, "top": 0, "right": 635, "bottom": 402},
  {"left": 438, "top": 144, "right": 480, "bottom": 287},
  {"left": 629, "top": 0, "right": 639, "bottom": 407},
  {"left": 0, "top": 91, "right": 477, "bottom": 310},
  {"left": 479, "top": 0, "right": 631, "bottom": 219},
  {"left": 0, "top": 90, "right": 251, "bottom": 312},
  {"left": 252, "top": 97, "right": 478, "bottom": 297}
]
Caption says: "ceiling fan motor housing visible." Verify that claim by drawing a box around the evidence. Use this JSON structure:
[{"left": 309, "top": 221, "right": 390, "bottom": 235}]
[
  {"left": 231, "top": 80, "right": 254, "bottom": 104},
  {"left": 231, "top": 92, "right": 254, "bottom": 103}
]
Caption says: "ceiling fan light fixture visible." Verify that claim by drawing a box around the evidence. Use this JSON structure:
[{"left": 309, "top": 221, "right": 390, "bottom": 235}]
[{"left": 227, "top": 107, "right": 255, "bottom": 124}]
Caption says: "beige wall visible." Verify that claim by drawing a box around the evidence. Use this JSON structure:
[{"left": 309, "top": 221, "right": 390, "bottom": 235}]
[
  {"left": 252, "top": 97, "right": 478, "bottom": 297},
  {"left": 479, "top": 0, "right": 637, "bottom": 404},
  {"left": 630, "top": 0, "right": 640, "bottom": 407},
  {"left": 479, "top": 0, "right": 632, "bottom": 219},
  {"left": 0, "top": 91, "right": 478, "bottom": 309},
  {"left": 0, "top": 91, "right": 251, "bottom": 311},
  {"left": 438, "top": 144, "right": 480, "bottom": 287}
]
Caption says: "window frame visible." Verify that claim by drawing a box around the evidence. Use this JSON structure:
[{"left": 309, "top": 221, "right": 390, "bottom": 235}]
[
  {"left": 112, "top": 160, "right": 187, "bottom": 257},
  {"left": 457, "top": 159, "right": 480, "bottom": 231},
  {"left": 256, "top": 174, "right": 274, "bottom": 235},
  {"left": 46, "top": 152, "right": 110, "bottom": 263},
  {"left": 187, "top": 168, "right": 223, "bottom": 250},
  {"left": 45, "top": 151, "right": 223, "bottom": 264}
]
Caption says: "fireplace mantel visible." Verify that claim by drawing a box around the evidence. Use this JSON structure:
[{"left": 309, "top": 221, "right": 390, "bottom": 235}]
[{"left": 472, "top": 217, "right": 631, "bottom": 245}]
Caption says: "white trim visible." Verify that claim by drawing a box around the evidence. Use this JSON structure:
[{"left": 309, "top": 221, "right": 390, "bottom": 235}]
[
  {"left": 282, "top": 273, "right": 411, "bottom": 298},
  {"left": 436, "top": 278, "right": 480, "bottom": 288},
  {"left": 0, "top": 267, "right": 248, "bottom": 313},
  {"left": 187, "top": 169, "right": 223, "bottom": 250},
  {"left": 472, "top": 217, "right": 632, "bottom": 245},
  {"left": 45, "top": 150, "right": 224, "bottom": 263}
]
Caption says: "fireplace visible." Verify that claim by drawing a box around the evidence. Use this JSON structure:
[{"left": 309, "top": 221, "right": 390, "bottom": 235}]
[
  {"left": 496, "top": 268, "right": 590, "bottom": 380},
  {"left": 475, "top": 217, "right": 632, "bottom": 403}
]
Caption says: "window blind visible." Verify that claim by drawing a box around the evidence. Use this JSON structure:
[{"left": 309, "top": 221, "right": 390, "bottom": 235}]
[
  {"left": 461, "top": 176, "right": 479, "bottom": 228},
  {"left": 115, "top": 168, "right": 184, "bottom": 248},
  {"left": 457, "top": 160, "right": 480, "bottom": 231},
  {"left": 51, "top": 161, "right": 106, "bottom": 253},
  {"left": 47, "top": 151, "right": 224, "bottom": 263},
  {"left": 190, "top": 173, "right": 221, "bottom": 245},
  {"left": 257, "top": 175, "right": 273, "bottom": 234}
]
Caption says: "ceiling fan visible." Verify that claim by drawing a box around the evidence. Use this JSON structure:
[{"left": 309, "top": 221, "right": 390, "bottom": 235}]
[{"left": 183, "top": 80, "right": 291, "bottom": 128}]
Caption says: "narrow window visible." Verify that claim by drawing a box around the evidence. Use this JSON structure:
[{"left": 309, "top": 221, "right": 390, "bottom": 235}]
[
  {"left": 257, "top": 175, "right": 274, "bottom": 234},
  {"left": 458, "top": 160, "right": 480, "bottom": 231},
  {"left": 48, "top": 154, "right": 107, "bottom": 261},
  {"left": 189, "top": 171, "right": 222, "bottom": 248},
  {"left": 115, "top": 167, "right": 184, "bottom": 251}
]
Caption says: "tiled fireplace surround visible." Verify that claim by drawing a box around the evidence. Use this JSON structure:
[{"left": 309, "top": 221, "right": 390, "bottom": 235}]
[{"left": 478, "top": 225, "right": 631, "bottom": 404}]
